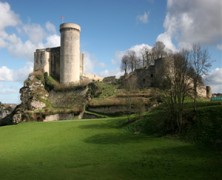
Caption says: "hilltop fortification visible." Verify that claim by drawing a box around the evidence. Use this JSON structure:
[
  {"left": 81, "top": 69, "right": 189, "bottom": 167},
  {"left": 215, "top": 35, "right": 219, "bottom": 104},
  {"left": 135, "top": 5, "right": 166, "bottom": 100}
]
[{"left": 34, "top": 23, "right": 101, "bottom": 84}]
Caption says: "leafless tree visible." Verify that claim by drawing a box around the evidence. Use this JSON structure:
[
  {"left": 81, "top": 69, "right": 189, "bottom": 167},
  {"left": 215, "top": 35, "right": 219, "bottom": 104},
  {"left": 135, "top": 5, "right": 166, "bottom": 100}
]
[
  {"left": 120, "top": 50, "right": 139, "bottom": 74},
  {"left": 127, "top": 50, "right": 138, "bottom": 72},
  {"left": 141, "top": 47, "right": 153, "bottom": 68},
  {"left": 189, "top": 44, "right": 211, "bottom": 111},
  {"left": 124, "top": 76, "right": 137, "bottom": 121},
  {"left": 160, "top": 52, "right": 193, "bottom": 132},
  {"left": 121, "top": 54, "right": 129, "bottom": 75},
  {"left": 152, "top": 41, "right": 166, "bottom": 59}
]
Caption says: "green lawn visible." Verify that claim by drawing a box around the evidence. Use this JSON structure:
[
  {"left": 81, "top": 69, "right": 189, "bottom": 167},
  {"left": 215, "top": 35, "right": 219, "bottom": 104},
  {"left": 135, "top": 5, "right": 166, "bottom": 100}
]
[{"left": 0, "top": 118, "right": 221, "bottom": 180}]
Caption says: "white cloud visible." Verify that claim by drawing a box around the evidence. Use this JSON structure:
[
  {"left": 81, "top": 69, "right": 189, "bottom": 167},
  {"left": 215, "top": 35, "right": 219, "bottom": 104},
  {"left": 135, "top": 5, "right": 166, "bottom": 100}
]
[
  {"left": 129, "top": 43, "right": 152, "bottom": 58},
  {"left": 13, "top": 62, "right": 33, "bottom": 81},
  {"left": 111, "top": 51, "right": 125, "bottom": 65},
  {"left": 217, "top": 44, "right": 222, "bottom": 51},
  {"left": 83, "top": 51, "right": 95, "bottom": 73},
  {"left": 3, "top": 26, "right": 60, "bottom": 61},
  {"left": 109, "top": 43, "right": 153, "bottom": 77},
  {"left": 0, "top": 2, "right": 20, "bottom": 30},
  {"left": 158, "top": 0, "right": 222, "bottom": 50},
  {"left": 137, "top": 11, "right": 149, "bottom": 24},
  {"left": 112, "top": 43, "right": 152, "bottom": 68},
  {"left": 98, "top": 68, "right": 124, "bottom": 78},
  {"left": 0, "top": 82, "right": 22, "bottom": 103},
  {"left": 0, "top": 62, "right": 33, "bottom": 82},
  {"left": 0, "top": 66, "right": 13, "bottom": 81},
  {"left": 8, "top": 39, "right": 37, "bottom": 60},
  {"left": 0, "top": 88, "right": 18, "bottom": 94},
  {"left": 45, "top": 34, "right": 60, "bottom": 48},
  {"left": 82, "top": 51, "right": 106, "bottom": 74},
  {"left": 157, "top": 32, "right": 176, "bottom": 51},
  {"left": 22, "top": 23, "right": 46, "bottom": 43},
  {"left": 0, "top": 2, "right": 60, "bottom": 62},
  {"left": 45, "top": 21, "right": 56, "bottom": 34},
  {"left": 205, "top": 68, "right": 222, "bottom": 93}
]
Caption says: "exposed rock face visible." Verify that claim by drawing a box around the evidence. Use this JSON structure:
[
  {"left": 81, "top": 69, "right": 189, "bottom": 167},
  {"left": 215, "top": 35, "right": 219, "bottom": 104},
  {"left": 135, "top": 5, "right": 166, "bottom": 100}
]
[
  {"left": 13, "top": 73, "right": 49, "bottom": 123},
  {"left": 5, "top": 71, "right": 89, "bottom": 124},
  {"left": 0, "top": 103, "right": 16, "bottom": 120},
  {"left": 20, "top": 74, "right": 48, "bottom": 111}
]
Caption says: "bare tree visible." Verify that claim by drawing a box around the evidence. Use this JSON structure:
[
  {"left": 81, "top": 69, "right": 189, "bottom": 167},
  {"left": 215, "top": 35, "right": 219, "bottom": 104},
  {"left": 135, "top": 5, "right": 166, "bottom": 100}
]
[
  {"left": 189, "top": 44, "right": 211, "bottom": 111},
  {"left": 121, "top": 54, "right": 129, "bottom": 75},
  {"left": 141, "top": 47, "right": 153, "bottom": 68},
  {"left": 124, "top": 76, "right": 137, "bottom": 122},
  {"left": 127, "top": 50, "right": 138, "bottom": 72},
  {"left": 160, "top": 52, "right": 192, "bottom": 132},
  {"left": 121, "top": 50, "right": 140, "bottom": 74},
  {"left": 152, "top": 41, "right": 166, "bottom": 59}
]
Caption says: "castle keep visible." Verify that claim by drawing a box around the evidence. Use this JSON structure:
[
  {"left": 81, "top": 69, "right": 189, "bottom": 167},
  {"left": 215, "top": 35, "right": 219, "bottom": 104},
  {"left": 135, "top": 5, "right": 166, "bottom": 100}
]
[{"left": 34, "top": 23, "right": 84, "bottom": 84}]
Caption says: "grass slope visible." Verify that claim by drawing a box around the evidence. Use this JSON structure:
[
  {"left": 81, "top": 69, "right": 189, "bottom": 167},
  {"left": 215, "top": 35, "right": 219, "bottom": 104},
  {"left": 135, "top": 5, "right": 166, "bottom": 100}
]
[{"left": 0, "top": 118, "right": 221, "bottom": 180}]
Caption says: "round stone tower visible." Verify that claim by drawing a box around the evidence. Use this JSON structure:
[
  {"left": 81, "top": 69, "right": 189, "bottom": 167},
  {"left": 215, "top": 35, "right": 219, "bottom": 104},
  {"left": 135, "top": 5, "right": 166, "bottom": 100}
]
[{"left": 60, "top": 23, "right": 81, "bottom": 84}]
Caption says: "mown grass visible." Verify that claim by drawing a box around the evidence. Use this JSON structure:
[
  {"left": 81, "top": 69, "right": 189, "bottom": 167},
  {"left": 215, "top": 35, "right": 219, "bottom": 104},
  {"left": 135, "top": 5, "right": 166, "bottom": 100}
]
[{"left": 0, "top": 118, "right": 221, "bottom": 180}]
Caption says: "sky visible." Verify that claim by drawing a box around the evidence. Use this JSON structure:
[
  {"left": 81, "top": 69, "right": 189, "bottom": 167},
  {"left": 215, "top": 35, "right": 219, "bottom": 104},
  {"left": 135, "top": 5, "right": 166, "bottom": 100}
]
[{"left": 0, "top": 0, "right": 222, "bottom": 103}]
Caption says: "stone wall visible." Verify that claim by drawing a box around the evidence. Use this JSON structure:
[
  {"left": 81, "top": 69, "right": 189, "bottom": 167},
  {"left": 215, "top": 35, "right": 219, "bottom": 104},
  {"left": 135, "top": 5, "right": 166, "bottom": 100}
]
[
  {"left": 48, "top": 47, "right": 60, "bottom": 81},
  {"left": 44, "top": 113, "right": 79, "bottom": 122},
  {"left": 123, "top": 67, "right": 155, "bottom": 89},
  {"left": 34, "top": 49, "right": 50, "bottom": 73}
]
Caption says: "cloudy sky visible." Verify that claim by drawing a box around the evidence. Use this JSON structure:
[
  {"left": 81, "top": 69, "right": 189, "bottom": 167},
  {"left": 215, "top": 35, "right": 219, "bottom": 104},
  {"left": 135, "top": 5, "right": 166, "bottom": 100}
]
[{"left": 0, "top": 0, "right": 222, "bottom": 103}]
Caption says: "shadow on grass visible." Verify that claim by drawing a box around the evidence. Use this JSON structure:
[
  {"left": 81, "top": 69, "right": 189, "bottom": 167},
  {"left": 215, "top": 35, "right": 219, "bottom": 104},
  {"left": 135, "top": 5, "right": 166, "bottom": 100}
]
[
  {"left": 79, "top": 123, "right": 115, "bottom": 129},
  {"left": 79, "top": 119, "right": 125, "bottom": 130},
  {"left": 84, "top": 132, "right": 148, "bottom": 144},
  {"left": 131, "top": 145, "right": 222, "bottom": 179}
]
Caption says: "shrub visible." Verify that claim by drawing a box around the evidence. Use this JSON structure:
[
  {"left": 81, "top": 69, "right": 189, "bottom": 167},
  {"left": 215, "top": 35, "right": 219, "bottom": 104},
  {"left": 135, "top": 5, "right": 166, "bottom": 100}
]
[
  {"left": 184, "top": 106, "right": 222, "bottom": 148},
  {"left": 127, "top": 110, "right": 166, "bottom": 136},
  {"left": 44, "top": 73, "right": 59, "bottom": 91}
]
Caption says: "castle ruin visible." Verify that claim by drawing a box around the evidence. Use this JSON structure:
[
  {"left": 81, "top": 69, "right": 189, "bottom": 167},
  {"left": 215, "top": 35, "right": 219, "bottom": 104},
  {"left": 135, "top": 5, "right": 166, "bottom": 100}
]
[{"left": 34, "top": 23, "right": 97, "bottom": 83}]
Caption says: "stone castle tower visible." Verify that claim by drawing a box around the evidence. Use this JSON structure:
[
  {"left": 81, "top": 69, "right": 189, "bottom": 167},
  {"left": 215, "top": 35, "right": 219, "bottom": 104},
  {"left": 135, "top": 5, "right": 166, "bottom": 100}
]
[
  {"left": 60, "top": 23, "right": 81, "bottom": 83},
  {"left": 34, "top": 23, "right": 84, "bottom": 84}
]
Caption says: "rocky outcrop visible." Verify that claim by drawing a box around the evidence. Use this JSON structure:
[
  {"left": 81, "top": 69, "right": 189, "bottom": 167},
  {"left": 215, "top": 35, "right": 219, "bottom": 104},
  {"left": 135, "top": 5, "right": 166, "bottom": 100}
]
[
  {"left": 0, "top": 103, "right": 16, "bottom": 120},
  {"left": 0, "top": 72, "right": 49, "bottom": 125},
  {"left": 20, "top": 73, "right": 48, "bottom": 111},
  {"left": 0, "top": 70, "right": 92, "bottom": 125},
  {"left": 14, "top": 73, "right": 48, "bottom": 123}
]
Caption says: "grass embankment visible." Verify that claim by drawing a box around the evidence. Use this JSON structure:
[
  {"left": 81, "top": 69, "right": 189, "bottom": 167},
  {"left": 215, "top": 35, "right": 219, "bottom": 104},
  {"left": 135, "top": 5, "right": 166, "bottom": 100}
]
[
  {"left": 0, "top": 118, "right": 221, "bottom": 180},
  {"left": 128, "top": 101, "right": 222, "bottom": 147},
  {"left": 88, "top": 82, "right": 155, "bottom": 108}
]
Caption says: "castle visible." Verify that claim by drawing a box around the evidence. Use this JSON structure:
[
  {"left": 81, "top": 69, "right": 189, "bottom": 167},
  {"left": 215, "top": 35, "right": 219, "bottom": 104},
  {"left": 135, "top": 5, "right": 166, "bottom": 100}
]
[
  {"left": 124, "top": 57, "right": 211, "bottom": 98},
  {"left": 34, "top": 23, "right": 101, "bottom": 83},
  {"left": 33, "top": 22, "right": 210, "bottom": 98}
]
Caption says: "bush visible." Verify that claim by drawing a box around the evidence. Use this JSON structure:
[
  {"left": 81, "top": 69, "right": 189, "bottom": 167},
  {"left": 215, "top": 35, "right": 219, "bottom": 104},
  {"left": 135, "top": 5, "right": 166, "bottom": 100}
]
[
  {"left": 127, "top": 102, "right": 222, "bottom": 149},
  {"left": 44, "top": 72, "right": 59, "bottom": 91},
  {"left": 184, "top": 106, "right": 222, "bottom": 148},
  {"left": 127, "top": 110, "right": 166, "bottom": 136}
]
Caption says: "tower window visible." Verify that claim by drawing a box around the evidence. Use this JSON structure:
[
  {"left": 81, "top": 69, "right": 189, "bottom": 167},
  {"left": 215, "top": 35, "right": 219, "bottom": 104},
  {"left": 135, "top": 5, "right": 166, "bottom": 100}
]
[{"left": 150, "top": 74, "right": 153, "bottom": 78}]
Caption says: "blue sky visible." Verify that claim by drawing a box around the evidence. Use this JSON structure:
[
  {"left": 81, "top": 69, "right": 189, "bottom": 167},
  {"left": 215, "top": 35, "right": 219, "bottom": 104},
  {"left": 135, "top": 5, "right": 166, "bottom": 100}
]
[{"left": 0, "top": 0, "right": 222, "bottom": 103}]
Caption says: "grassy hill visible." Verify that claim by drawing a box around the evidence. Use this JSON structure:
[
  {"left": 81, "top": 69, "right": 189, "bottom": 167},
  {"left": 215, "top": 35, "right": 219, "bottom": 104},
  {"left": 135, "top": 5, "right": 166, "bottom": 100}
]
[
  {"left": 0, "top": 117, "right": 221, "bottom": 180},
  {"left": 127, "top": 100, "right": 222, "bottom": 146}
]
